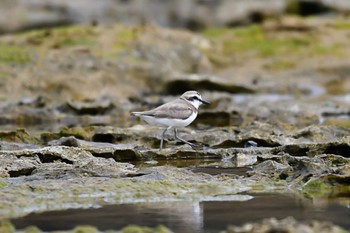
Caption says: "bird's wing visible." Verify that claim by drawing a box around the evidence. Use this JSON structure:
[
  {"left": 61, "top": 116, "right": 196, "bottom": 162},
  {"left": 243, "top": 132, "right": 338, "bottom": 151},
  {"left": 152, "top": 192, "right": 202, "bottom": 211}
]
[{"left": 138, "top": 99, "right": 195, "bottom": 119}]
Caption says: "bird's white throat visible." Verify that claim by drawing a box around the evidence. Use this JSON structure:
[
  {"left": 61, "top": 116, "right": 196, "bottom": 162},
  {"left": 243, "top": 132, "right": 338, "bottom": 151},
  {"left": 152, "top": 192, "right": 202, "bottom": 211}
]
[{"left": 187, "top": 99, "right": 201, "bottom": 109}]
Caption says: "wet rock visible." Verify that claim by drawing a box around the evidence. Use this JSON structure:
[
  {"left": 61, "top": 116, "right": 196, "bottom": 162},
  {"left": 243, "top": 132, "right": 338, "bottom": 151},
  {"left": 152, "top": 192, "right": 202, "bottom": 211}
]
[
  {"left": 0, "top": 165, "right": 251, "bottom": 219},
  {"left": 224, "top": 216, "right": 347, "bottom": 233},
  {"left": 302, "top": 173, "right": 350, "bottom": 198}
]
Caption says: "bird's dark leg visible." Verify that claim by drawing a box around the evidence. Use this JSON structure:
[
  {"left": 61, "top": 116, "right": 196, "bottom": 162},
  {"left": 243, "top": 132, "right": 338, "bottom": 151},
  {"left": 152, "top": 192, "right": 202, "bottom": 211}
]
[
  {"left": 174, "top": 128, "right": 197, "bottom": 148},
  {"left": 160, "top": 126, "right": 171, "bottom": 151}
]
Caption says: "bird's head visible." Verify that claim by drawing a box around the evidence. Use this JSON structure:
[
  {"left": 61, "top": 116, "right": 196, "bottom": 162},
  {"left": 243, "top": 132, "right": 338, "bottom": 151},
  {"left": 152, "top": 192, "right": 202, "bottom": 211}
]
[{"left": 181, "top": 91, "right": 210, "bottom": 109}]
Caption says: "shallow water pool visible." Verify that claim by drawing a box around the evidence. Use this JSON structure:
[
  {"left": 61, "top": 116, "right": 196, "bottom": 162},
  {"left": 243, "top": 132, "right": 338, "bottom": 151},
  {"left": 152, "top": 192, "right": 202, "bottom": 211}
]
[{"left": 11, "top": 192, "right": 350, "bottom": 233}]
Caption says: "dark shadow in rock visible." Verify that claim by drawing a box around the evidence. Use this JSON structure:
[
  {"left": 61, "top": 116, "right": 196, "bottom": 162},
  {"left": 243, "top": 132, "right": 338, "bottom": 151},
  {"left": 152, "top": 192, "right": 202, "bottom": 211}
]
[
  {"left": 92, "top": 130, "right": 160, "bottom": 148},
  {"left": 8, "top": 167, "right": 36, "bottom": 177},
  {"left": 92, "top": 133, "right": 115, "bottom": 143},
  {"left": 324, "top": 144, "right": 350, "bottom": 158},
  {"left": 60, "top": 99, "right": 114, "bottom": 115},
  {"left": 290, "top": 0, "right": 332, "bottom": 16},
  {"left": 324, "top": 175, "right": 350, "bottom": 186},
  {"left": 273, "top": 144, "right": 310, "bottom": 157},
  {"left": 195, "top": 111, "right": 243, "bottom": 127},
  {"left": 36, "top": 153, "right": 73, "bottom": 164},
  {"left": 92, "top": 149, "right": 138, "bottom": 162},
  {"left": 213, "top": 138, "right": 281, "bottom": 148},
  {"left": 165, "top": 79, "right": 254, "bottom": 95},
  {"left": 139, "top": 147, "right": 224, "bottom": 160},
  {"left": 49, "top": 136, "right": 140, "bottom": 162},
  {"left": 272, "top": 142, "right": 350, "bottom": 157}
]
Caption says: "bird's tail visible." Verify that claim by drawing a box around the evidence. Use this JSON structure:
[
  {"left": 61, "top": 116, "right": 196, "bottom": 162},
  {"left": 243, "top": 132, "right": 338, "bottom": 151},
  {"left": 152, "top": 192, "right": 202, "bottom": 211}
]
[{"left": 131, "top": 112, "right": 141, "bottom": 116}]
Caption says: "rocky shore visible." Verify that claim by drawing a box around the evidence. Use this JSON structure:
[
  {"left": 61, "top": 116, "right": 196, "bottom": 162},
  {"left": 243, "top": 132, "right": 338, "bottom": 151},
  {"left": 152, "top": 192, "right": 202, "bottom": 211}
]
[{"left": 0, "top": 14, "right": 349, "bottom": 233}]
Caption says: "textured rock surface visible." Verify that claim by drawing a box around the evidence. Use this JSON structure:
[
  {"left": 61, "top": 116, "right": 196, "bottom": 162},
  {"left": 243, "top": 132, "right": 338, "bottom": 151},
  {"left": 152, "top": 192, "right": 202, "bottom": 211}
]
[{"left": 0, "top": 14, "right": 349, "bottom": 231}]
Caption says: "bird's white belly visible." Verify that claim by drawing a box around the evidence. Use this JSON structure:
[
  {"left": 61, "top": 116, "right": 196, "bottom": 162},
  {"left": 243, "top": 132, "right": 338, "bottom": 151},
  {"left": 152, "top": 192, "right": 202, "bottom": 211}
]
[{"left": 141, "top": 112, "right": 197, "bottom": 128}]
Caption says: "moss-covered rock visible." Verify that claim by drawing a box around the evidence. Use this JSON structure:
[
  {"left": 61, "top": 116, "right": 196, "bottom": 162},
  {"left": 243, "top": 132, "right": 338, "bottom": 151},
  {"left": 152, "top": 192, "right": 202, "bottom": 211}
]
[{"left": 0, "top": 129, "right": 39, "bottom": 144}]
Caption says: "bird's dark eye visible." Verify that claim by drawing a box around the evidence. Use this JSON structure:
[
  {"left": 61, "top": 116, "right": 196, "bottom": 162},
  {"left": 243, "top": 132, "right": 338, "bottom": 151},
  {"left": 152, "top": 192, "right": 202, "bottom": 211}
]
[{"left": 188, "top": 96, "right": 199, "bottom": 101}]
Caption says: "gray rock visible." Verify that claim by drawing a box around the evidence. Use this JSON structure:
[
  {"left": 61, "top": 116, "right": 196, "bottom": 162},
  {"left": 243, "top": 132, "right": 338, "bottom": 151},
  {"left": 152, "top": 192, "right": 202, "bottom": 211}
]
[{"left": 0, "top": 146, "right": 139, "bottom": 179}]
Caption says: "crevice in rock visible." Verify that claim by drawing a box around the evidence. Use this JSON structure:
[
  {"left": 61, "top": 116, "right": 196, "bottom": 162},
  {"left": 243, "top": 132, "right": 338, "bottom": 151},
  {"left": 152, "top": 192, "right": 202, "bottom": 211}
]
[
  {"left": 90, "top": 152, "right": 115, "bottom": 160},
  {"left": 91, "top": 150, "right": 138, "bottom": 162},
  {"left": 273, "top": 145, "right": 310, "bottom": 157},
  {"left": 8, "top": 167, "right": 35, "bottom": 177},
  {"left": 213, "top": 138, "right": 280, "bottom": 148},
  {"left": 92, "top": 133, "right": 115, "bottom": 143},
  {"left": 36, "top": 153, "right": 73, "bottom": 164},
  {"left": 324, "top": 144, "right": 350, "bottom": 158},
  {"left": 165, "top": 80, "right": 254, "bottom": 95}
]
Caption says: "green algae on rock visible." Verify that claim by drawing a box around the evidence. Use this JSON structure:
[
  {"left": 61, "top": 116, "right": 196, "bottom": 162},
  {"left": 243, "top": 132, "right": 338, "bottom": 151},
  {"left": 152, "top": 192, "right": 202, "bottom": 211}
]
[
  {"left": 0, "top": 164, "right": 252, "bottom": 219},
  {"left": 0, "top": 129, "right": 40, "bottom": 144},
  {"left": 0, "top": 42, "right": 32, "bottom": 64}
]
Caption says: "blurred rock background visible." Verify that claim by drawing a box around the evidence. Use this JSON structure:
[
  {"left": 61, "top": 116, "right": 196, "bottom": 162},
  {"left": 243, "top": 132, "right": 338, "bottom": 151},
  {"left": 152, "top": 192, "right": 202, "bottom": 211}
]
[
  {"left": 0, "top": 0, "right": 349, "bottom": 131},
  {"left": 1, "top": 0, "right": 350, "bottom": 33}
]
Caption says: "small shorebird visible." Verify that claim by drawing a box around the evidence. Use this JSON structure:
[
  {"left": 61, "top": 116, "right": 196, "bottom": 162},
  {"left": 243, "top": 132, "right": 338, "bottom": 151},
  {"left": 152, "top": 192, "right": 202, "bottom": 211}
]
[{"left": 131, "top": 91, "right": 209, "bottom": 150}]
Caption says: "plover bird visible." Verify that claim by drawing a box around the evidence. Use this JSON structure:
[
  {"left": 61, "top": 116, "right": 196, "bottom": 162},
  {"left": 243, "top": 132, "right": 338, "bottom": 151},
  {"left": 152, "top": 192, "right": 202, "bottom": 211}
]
[{"left": 132, "top": 90, "right": 209, "bottom": 150}]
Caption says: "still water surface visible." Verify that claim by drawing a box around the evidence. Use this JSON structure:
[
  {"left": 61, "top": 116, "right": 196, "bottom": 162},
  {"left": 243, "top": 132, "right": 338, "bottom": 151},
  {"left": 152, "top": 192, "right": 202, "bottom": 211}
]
[{"left": 12, "top": 193, "right": 350, "bottom": 233}]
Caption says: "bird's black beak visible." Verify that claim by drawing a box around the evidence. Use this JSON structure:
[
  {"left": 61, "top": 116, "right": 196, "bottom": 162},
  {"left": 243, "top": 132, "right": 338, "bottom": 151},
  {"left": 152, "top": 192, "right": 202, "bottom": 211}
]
[{"left": 201, "top": 99, "right": 210, "bottom": 105}]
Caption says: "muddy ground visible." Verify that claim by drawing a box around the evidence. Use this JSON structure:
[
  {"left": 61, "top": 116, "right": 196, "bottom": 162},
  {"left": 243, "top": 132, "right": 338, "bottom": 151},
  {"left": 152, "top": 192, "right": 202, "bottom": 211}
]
[{"left": 0, "top": 16, "right": 349, "bottom": 232}]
